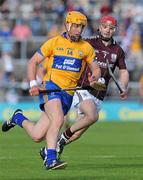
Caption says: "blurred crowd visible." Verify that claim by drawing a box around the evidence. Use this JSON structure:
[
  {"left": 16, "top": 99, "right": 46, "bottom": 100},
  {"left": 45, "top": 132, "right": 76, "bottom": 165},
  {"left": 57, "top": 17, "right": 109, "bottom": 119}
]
[{"left": 0, "top": 0, "right": 143, "bottom": 103}]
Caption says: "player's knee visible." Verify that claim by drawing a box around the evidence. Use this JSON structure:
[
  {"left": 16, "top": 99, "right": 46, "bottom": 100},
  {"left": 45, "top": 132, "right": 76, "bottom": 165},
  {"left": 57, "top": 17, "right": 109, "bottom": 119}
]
[{"left": 88, "top": 112, "right": 99, "bottom": 124}]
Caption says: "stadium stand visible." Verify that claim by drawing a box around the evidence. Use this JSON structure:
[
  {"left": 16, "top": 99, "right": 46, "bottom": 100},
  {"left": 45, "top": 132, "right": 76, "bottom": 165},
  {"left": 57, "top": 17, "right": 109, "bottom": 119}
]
[{"left": 0, "top": 0, "right": 143, "bottom": 102}]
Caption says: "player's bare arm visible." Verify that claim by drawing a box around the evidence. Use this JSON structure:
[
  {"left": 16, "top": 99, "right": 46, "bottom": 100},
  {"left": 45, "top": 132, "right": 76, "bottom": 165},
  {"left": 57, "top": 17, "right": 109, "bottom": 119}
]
[
  {"left": 119, "top": 69, "right": 129, "bottom": 99},
  {"left": 88, "top": 61, "right": 101, "bottom": 82},
  {"left": 28, "top": 52, "right": 44, "bottom": 96}
]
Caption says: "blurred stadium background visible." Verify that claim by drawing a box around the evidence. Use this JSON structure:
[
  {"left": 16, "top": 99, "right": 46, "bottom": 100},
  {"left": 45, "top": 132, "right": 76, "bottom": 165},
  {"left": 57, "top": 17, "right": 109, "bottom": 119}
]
[{"left": 0, "top": 0, "right": 143, "bottom": 122}]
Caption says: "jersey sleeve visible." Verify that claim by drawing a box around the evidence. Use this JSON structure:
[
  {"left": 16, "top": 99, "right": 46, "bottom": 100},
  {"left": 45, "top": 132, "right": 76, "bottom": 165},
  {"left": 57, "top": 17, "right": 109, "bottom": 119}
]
[
  {"left": 84, "top": 43, "right": 96, "bottom": 63},
  {"left": 117, "top": 47, "right": 127, "bottom": 69},
  {"left": 39, "top": 38, "right": 54, "bottom": 58}
]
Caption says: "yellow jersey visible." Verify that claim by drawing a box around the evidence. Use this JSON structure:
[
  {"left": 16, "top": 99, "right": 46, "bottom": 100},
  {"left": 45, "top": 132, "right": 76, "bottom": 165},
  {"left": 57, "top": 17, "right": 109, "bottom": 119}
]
[{"left": 38, "top": 32, "right": 95, "bottom": 91}]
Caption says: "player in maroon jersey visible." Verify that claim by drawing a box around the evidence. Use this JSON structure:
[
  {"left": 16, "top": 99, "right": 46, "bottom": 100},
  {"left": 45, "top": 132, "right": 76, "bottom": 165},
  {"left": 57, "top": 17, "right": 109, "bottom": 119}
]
[{"left": 40, "top": 15, "right": 129, "bottom": 160}]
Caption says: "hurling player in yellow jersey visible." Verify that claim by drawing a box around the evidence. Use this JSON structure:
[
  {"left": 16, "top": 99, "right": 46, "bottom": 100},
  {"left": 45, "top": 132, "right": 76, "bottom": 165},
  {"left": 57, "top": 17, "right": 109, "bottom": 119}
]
[{"left": 2, "top": 11, "right": 101, "bottom": 170}]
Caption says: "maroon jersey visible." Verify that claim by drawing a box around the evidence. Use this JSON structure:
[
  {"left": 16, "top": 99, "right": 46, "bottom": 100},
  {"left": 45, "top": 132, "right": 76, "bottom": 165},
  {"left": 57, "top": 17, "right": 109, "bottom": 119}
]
[{"left": 78, "top": 36, "right": 127, "bottom": 100}]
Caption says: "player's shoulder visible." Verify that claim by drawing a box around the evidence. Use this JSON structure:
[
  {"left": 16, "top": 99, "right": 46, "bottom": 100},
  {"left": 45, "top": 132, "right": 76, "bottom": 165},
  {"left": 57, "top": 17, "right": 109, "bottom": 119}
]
[
  {"left": 81, "top": 35, "right": 99, "bottom": 47},
  {"left": 83, "top": 35, "right": 99, "bottom": 42},
  {"left": 113, "top": 39, "right": 125, "bottom": 53},
  {"left": 80, "top": 38, "right": 95, "bottom": 49}
]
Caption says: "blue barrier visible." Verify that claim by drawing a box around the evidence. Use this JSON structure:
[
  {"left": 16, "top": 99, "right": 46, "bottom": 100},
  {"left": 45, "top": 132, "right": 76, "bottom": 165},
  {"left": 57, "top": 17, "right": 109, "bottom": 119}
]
[
  {"left": 99, "top": 101, "right": 143, "bottom": 121},
  {"left": 0, "top": 101, "right": 142, "bottom": 122},
  {"left": 0, "top": 102, "right": 40, "bottom": 122}
]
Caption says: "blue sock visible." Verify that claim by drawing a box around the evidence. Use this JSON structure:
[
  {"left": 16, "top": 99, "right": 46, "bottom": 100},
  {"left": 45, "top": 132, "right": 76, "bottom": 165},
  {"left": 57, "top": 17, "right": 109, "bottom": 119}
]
[
  {"left": 12, "top": 112, "right": 28, "bottom": 128},
  {"left": 47, "top": 149, "right": 57, "bottom": 167}
]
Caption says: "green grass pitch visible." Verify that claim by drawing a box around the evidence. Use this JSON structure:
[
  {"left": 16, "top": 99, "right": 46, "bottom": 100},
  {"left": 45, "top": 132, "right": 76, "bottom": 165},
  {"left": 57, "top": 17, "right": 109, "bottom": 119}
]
[{"left": 1, "top": 121, "right": 143, "bottom": 180}]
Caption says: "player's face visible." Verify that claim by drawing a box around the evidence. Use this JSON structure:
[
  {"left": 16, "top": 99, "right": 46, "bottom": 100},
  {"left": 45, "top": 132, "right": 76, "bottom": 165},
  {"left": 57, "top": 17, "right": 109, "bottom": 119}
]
[
  {"left": 99, "top": 21, "right": 116, "bottom": 39},
  {"left": 68, "top": 23, "right": 84, "bottom": 42}
]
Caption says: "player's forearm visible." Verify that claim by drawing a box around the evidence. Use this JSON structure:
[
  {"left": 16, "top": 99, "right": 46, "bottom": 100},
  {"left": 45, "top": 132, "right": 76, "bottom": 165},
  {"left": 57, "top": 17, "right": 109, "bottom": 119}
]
[
  {"left": 88, "top": 62, "right": 101, "bottom": 81},
  {"left": 27, "top": 52, "right": 44, "bottom": 81},
  {"left": 28, "top": 58, "right": 37, "bottom": 82},
  {"left": 119, "top": 69, "right": 129, "bottom": 90},
  {"left": 92, "top": 67, "right": 101, "bottom": 80}
]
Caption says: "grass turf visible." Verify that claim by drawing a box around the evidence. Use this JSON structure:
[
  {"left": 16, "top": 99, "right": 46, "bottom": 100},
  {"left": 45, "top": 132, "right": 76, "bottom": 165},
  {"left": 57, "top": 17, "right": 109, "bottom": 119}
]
[{"left": 1, "top": 121, "right": 143, "bottom": 180}]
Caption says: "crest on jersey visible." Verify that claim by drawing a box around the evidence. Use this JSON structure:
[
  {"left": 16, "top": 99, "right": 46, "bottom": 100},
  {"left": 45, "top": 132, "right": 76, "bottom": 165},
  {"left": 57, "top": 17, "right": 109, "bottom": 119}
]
[
  {"left": 95, "top": 49, "right": 99, "bottom": 53},
  {"left": 78, "top": 50, "right": 83, "bottom": 57},
  {"left": 111, "top": 53, "right": 117, "bottom": 62},
  {"left": 67, "top": 49, "right": 73, "bottom": 55}
]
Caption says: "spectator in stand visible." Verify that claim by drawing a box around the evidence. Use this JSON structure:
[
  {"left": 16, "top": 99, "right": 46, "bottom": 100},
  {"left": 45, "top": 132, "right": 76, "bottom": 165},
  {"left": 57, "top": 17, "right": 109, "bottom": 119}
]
[
  {"left": 0, "top": 24, "right": 14, "bottom": 82},
  {"left": 0, "top": 20, "right": 13, "bottom": 57},
  {"left": 12, "top": 18, "right": 32, "bottom": 40},
  {"left": 5, "top": 74, "right": 19, "bottom": 104},
  {"left": 130, "top": 23, "right": 142, "bottom": 70},
  {"left": 12, "top": 18, "right": 32, "bottom": 58},
  {"left": 100, "top": 5, "right": 112, "bottom": 16},
  {"left": 20, "top": 77, "right": 29, "bottom": 97},
  {"left": 0, "top": 20, "right": 12, "bottom": 38},
  {"left": 2, "top": 50, "right": 14, "bottom": 82},
  {"left": 0, "top": 0, "right": 10, "bottom": 16},
  {"left": 30, "top": 12, "right": 42, "bottom": 36},
  {"left": 139, "top": 75, "right": 143, "bottom": 103}
]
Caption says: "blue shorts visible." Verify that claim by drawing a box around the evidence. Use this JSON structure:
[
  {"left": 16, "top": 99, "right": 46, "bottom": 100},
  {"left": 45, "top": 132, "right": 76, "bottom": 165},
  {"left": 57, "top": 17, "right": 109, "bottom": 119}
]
[{"left": 39, "top": 81, "right": 73, "bottom": 115}]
